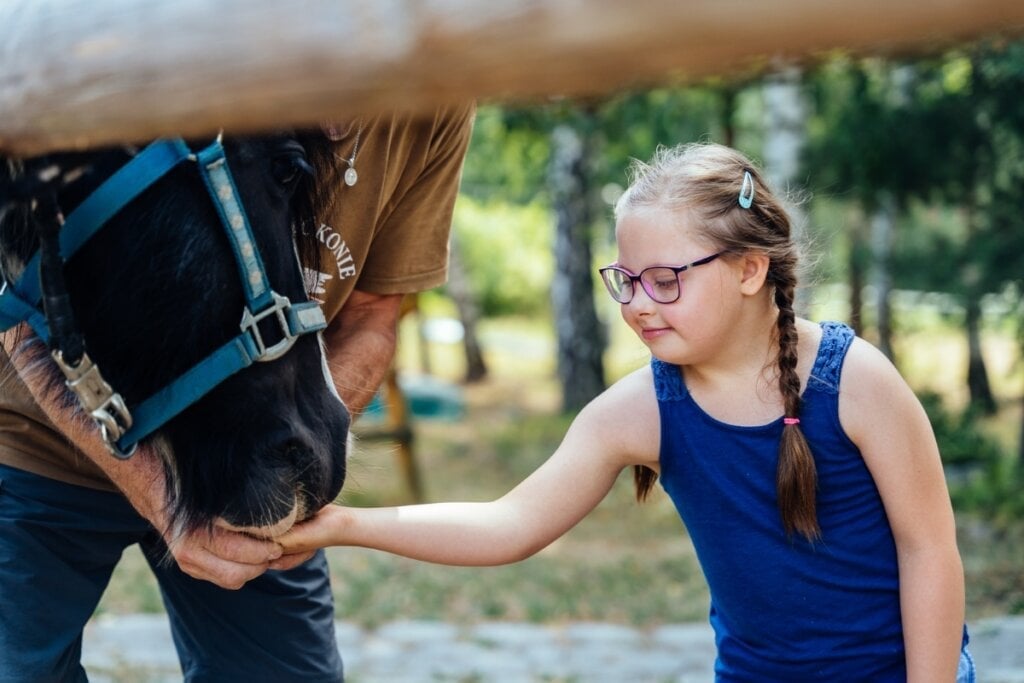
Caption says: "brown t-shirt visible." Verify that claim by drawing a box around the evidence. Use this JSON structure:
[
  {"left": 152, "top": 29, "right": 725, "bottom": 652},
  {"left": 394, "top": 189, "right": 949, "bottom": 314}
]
[{"left": 0, "top": 103, "right": 475, "bottom": 490}]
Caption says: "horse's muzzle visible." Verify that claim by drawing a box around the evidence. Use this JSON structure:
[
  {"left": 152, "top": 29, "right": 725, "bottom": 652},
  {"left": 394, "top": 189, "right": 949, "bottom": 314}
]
[{"left": 215, "top": 506, "right": 299, "bottom": 539}]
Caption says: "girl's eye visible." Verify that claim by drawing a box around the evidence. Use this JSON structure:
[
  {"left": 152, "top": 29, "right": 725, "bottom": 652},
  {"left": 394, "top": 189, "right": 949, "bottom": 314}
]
[{"left": 652, "top": 276, "right": 676, "bottom": 291}]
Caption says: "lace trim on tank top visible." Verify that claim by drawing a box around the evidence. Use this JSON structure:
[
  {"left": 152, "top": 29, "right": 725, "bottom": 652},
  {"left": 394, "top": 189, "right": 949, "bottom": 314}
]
[
  {"left": 806, "top": 321, "right": 854, "bottom": 394},
  {"left": 651, "top": 321, "right": 855, "bottom": 402},
  {"left": 651, "top": 356, "right": 686, "bottom": 402}
]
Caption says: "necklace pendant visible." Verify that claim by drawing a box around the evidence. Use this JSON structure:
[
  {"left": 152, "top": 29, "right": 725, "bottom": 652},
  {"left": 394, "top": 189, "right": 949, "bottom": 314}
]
[{"left": 344, "top": 166, "right": 358, "bottom": 187}]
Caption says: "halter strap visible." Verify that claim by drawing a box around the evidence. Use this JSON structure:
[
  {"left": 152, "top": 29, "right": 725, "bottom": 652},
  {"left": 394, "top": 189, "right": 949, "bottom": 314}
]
[
  {"left": 0, "top": 140, "right": 192, "bottom": 336},
  {"left": 119, "top": 299, "right": 325, "bottom": 449},
  {"left": 0, "top": 137, "right": 326, "bottom": 457},
  {"left": 194, "top": 139, "right": 274, "bottom": 311}
]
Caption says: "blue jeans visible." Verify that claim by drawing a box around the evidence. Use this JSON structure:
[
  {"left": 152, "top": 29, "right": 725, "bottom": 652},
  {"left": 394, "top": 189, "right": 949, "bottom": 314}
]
[{"left": 0, "top": 464, "right": 343, "bottom": 682}]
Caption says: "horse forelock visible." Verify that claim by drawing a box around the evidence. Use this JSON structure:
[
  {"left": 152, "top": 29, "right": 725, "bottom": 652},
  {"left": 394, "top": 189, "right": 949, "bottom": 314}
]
[{"left": 0, "top": 158, "right": 32, "bottom": 281}]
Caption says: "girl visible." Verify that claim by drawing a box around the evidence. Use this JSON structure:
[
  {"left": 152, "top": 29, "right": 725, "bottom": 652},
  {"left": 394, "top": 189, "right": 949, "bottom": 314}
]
[{"left": 277, "top": 143, "right": 972, "bottom": 681}]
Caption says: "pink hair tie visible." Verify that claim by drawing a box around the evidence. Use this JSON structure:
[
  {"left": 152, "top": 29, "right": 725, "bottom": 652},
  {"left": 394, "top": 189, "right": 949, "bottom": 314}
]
[{"left": 783, "top": 417, "right": 800, "bottom": 426}]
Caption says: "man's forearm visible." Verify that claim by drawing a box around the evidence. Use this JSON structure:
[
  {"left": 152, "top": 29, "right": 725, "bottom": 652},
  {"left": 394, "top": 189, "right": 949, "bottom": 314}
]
[
  {"left": 2, "top": 327, "right": 172, "bottom": 532},
  {"left": 322, "top": 291, "right": 404, "bottom": 418},
  {"left": 325, "top": 326, "right": 398, "bottom": 417}
]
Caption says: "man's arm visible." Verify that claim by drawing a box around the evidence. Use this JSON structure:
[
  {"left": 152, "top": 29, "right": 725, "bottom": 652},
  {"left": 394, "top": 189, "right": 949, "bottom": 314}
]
[
  {"left": 320, "top": 289, "right": 405, "bottom": 418},
  {"left": 1, "top": 326, "right": 283, "bottom": 590}
]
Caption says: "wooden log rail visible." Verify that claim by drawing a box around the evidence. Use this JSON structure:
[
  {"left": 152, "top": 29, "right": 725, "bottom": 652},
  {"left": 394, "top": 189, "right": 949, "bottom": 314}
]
[{"left": 2, "top": 0, "right": 1024, "bottom": 156}]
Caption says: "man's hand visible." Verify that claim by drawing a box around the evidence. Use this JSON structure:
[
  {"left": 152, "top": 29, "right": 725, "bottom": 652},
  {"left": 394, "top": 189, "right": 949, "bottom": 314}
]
[
  {"left": 168, "top": 526, "right": 284, "bottom": 590},
  {"left": 2, "top": 328, "right": 285, "bottom": 590}
]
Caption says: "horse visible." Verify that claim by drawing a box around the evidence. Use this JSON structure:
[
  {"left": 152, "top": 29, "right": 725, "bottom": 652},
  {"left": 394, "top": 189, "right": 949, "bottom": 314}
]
[{"left": 0, "top": 131, "right": 349, "bottom": 536}]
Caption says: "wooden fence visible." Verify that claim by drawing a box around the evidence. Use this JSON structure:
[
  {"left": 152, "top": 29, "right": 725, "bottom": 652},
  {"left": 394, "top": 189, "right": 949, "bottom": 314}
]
[{"left": 2, "top": 0, "right": 1024, "bottom": 155}]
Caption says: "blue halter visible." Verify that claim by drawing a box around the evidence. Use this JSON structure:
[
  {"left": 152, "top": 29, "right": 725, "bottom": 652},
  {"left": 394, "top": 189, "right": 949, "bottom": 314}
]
[{"left": 0, "top": 137, "right": 327, "bottom": 457}]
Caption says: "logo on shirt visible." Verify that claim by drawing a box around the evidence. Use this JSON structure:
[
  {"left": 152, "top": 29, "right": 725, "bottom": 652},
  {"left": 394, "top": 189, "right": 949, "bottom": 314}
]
[
  {"left": 304, "top": 222, "right": 356, "bottom": 303},
  {"left": 303, "top": 268, "right": 332, "bottom": 304}
]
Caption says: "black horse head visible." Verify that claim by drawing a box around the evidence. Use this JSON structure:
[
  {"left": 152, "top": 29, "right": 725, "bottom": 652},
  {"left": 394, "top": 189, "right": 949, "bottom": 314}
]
[{"left": 0, "top": 132, "right": 349, "bottom": 535}]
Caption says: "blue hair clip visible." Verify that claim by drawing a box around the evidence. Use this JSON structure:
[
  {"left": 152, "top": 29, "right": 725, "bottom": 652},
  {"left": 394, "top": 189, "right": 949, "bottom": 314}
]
[{"left": 738, "top": 170, "right": 755, "bottom": 209}]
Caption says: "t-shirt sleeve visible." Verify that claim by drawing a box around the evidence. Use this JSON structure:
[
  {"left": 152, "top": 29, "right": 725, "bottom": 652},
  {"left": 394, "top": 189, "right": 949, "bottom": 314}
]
[{"left": 356, "top": 102, "right": 476, "bottom": 294}]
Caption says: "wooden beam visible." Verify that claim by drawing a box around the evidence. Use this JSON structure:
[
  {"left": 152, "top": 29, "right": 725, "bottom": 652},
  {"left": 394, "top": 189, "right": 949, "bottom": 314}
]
[{"left": 2, "top": 0, "right": 1023, "bottom": 155}]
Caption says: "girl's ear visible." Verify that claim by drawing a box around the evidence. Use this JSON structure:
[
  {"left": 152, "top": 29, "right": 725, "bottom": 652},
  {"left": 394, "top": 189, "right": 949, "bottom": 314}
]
[{"left": 738, "top": 252, "right": 771, "bottom": 295}]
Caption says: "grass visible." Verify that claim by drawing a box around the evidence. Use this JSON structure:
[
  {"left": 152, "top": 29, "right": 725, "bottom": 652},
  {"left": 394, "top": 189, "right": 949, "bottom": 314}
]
[{"left": 93, "top": 304, "right": 1024, "bottom": 626}]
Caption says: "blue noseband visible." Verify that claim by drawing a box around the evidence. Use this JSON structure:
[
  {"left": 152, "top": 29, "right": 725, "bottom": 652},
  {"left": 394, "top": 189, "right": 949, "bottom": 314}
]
[{"left": 0, "top": 137, "right": 327, "bottom": 457}]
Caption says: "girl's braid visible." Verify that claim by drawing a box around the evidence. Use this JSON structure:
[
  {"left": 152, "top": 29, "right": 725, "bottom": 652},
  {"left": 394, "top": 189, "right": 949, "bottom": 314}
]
[{"left": 773, "top": 274, "right": 820, "bottom": 541}]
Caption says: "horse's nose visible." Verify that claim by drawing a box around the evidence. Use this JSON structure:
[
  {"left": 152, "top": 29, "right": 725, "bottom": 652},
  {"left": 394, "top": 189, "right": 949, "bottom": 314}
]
[{"left": 275, "top": 435, "right": 319, "bottom": 470}]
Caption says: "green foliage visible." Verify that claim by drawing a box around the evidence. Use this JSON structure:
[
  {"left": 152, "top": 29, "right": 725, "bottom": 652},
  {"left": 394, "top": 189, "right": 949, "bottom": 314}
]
[
  {"left": 460, "top": 105, "right": 552, "bottom": 204},
  {"left": 459, "top": 86, "right": 734, "bottom": 210},
  {"left": 451, "top": 196, "right": 554, "bottom": 317},
  {"left": 920, "top": 391, "right": 1003, "bottom": 466},
  {"left": 921, "top": 390, "right": 1024, "bottom": 526},
  {"left": 952, "top": 456, "right": 1024, "bottom": 530},
  {"left": 805, "top": 57, "right": 936, "bottom": 208},
  {"left": 592, "top": 86, "right": 731, "bottom": 182}
]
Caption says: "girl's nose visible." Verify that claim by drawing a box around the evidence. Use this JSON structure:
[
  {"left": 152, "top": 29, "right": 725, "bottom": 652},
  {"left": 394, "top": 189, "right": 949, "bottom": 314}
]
[{"left": 626, "top": 284, "right": 657, "bottom": 312}]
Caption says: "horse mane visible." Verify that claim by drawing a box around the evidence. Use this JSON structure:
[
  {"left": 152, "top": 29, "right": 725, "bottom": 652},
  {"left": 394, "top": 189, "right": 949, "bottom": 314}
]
[{"left": 292, "top": 129, "right": 338, "bottom": 286}]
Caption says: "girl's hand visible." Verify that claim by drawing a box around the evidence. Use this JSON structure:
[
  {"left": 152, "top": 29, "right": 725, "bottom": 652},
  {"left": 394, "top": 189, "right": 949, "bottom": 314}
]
[{"left": 269, "top": 504, "right": 351, "bottom": 570}]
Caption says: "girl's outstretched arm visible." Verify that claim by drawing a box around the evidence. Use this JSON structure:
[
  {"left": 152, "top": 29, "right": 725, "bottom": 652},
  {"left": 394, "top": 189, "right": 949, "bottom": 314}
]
[
  {"left": 840, "top": 338, "right": 965, "bottom": 683},
  {"left": 276, "top": 366, "right": 661, "bottom": 566}
]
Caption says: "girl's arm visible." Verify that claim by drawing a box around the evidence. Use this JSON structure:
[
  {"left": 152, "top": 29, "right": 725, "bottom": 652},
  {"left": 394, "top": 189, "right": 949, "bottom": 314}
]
[
  {"left": 840, "top": 338, "right": 965, "bottom": 683},
  {"left": 278, "top": 367, "right": 661, "bottom": 566}
]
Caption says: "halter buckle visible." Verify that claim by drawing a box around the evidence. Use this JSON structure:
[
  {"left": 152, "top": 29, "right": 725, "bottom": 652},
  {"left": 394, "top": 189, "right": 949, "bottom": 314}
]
[
  {"left": 240, "top": 291, "right": 297, "bottom": 362},
  {"left": 53, "top": 350, "right": 136, "bottom": 459}
]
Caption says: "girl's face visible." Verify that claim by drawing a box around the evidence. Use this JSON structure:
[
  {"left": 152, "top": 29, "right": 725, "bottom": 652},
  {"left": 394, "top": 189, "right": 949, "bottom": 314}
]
[{"left": 613, "top": 206, "right": 745, "bottom": 366}]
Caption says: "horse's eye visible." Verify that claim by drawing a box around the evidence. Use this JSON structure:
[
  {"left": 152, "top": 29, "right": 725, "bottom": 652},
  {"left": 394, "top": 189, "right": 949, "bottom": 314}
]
[{"left": 272, "top": 155, "right": 312, "bottom": 187}]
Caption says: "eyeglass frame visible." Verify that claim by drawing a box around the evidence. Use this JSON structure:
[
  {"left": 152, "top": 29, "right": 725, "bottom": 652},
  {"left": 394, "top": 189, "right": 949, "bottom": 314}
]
[{"left": 598, "top": 252, "right": 724, "bottom": 304}]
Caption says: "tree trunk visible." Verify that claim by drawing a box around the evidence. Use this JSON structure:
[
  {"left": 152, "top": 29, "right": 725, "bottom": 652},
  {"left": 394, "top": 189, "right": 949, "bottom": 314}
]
[
  {"left": 961, "top": 200, "right": 996, "bottom": 414},
  {"left": 847, "top": 218, "right": 867, "bottom": 336},
  {"left": 1019, "top": 394, "right": 1024, "bottom": 466},
  {"left": 762, "top": 65, "right": 811, "bottom": 314},
  {"left": 964, "top": 298, "right": 996, "bottom": 414},
  {"left": 720, "top": 85, "right": 738, "bottom": 148},
  {"left": 446, "top": 232, "right": 488, "bottom": 383},
  {"left": 549, "top": 118, "right": 605, "bottom": 413},
  {"left": 870, "top": 195, "right": 896, "bottom": 361}
]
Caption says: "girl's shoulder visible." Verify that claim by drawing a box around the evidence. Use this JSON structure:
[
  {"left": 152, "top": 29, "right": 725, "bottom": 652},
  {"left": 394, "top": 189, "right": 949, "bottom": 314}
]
[
  {"left": 577, "top": 365, "right": 661, "bottom": 469},
  {"left": 839, "top": 334, "right": 904, "bottom": 394},
  {"left": 835, "top": 332, "right": 919, "bottom": 443},
  {"left": 601, "top": 364, "right": 658, "bottom": 408}
]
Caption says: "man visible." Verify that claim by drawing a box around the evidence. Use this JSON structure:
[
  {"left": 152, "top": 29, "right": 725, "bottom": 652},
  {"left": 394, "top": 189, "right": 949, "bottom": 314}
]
[{"left": 0, "top": 103, "right": 475, "bottom": 682}]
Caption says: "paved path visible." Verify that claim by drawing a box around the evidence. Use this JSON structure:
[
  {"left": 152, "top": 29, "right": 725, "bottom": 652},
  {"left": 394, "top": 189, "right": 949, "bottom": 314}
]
[{"left": 83, "top": 614, "right": 1024, "bottom": 682}]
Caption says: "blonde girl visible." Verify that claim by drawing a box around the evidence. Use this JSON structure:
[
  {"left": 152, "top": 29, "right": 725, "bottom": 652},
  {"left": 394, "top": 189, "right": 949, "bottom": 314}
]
[{"left": 277, "top": 143, "right": 972, "bottom": 682}]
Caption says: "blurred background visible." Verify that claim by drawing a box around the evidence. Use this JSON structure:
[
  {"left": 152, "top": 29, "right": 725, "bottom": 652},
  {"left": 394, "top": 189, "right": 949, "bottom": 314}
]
[{"left": 96, "top": 35, "right": 1024, "bottom": 629}]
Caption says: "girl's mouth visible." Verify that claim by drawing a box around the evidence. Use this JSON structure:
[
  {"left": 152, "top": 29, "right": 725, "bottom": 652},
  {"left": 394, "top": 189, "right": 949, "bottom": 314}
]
[{"left": 641, "top": 327, "right": 671, "bottom": 341}]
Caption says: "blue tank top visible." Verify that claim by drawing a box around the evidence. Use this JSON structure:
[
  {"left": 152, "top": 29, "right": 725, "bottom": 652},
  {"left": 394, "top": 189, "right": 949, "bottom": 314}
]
[{"left": 655, "top": 321, "right": 906, "bottom": 681}]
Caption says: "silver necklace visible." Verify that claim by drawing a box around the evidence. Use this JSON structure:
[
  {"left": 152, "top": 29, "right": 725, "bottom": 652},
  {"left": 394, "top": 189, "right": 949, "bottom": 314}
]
[{"left": 342, "top": 123, "right": 363, "bottom": 187}]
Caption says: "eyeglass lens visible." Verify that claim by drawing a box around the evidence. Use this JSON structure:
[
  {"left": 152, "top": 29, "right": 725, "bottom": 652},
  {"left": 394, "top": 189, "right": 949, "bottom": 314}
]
[
  {"left": 641, "top": 268, "right": 680, "bottom": 302},
  {"left": 603, "top": 267, "right": 680, "bottom": 304}
]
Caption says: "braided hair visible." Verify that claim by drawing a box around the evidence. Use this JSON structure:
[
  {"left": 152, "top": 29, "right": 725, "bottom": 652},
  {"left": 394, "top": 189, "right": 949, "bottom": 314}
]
[{"left": 615, "top": 143, "right": 819, "bottom": 541}]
